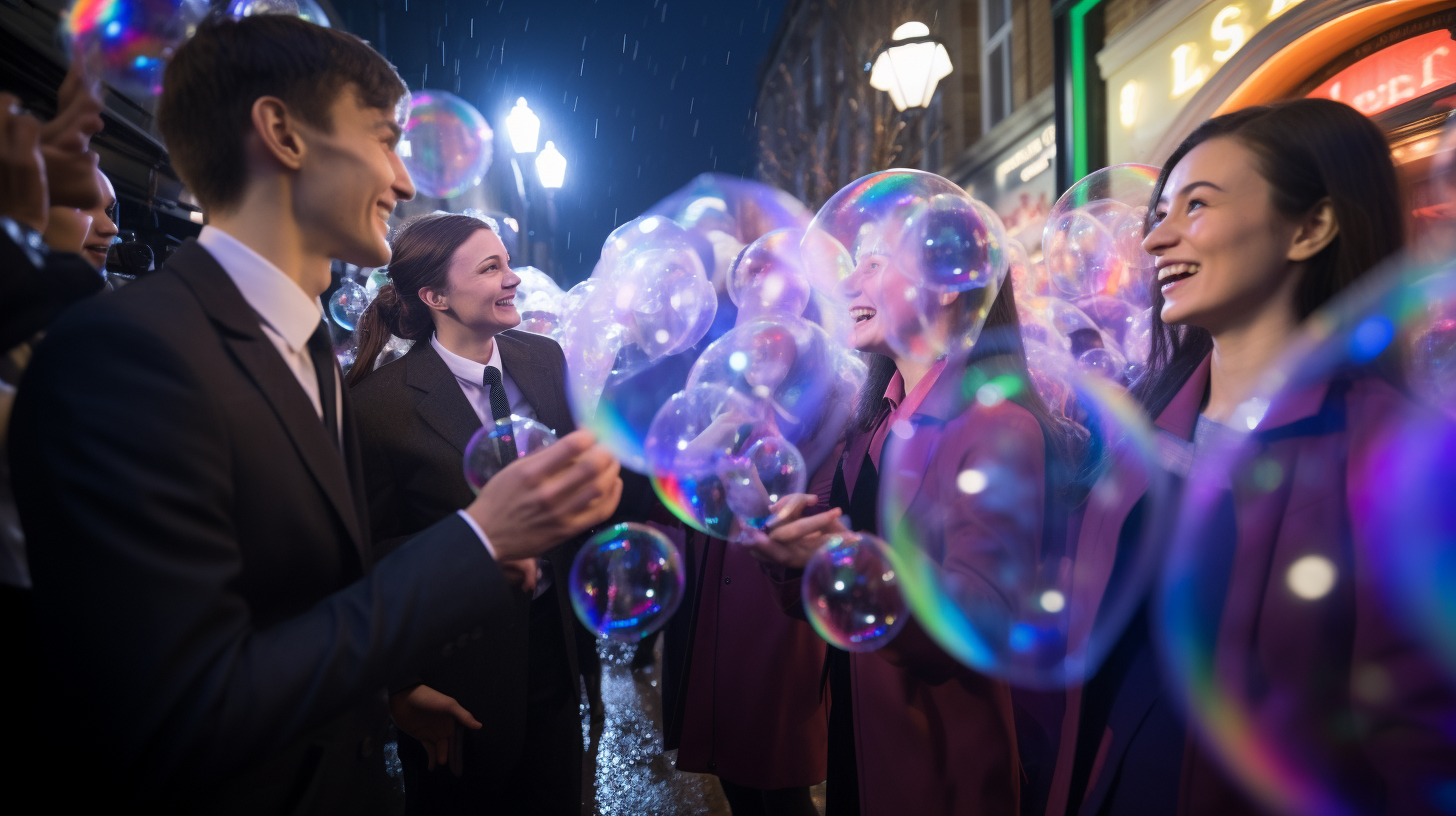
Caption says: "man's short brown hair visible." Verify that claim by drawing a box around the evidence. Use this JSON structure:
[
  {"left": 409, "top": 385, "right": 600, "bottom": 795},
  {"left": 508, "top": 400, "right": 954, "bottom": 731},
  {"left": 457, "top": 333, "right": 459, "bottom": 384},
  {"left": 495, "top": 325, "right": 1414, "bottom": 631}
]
[{"left": 157, "top": 15, "right": 407, "bottom": 213}]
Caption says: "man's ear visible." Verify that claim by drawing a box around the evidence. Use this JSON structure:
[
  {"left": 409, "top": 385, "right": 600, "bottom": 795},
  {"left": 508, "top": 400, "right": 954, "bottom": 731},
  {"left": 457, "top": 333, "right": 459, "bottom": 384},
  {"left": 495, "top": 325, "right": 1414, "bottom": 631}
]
[
  {"left": 249, "top": 96, "right": 306, "bottom": 171},
  {"left": 1288, "top": 198, "right": 1339, "bottom": 263},
  {"left": 419, "top": 286, "right": 448, "bottom": 312}
]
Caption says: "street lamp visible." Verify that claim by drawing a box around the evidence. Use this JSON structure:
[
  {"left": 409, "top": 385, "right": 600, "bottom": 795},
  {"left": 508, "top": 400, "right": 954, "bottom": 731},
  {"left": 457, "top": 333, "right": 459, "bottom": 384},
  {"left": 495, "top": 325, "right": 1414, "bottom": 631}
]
[
  {"left": 869, "top": 22, "right": 953, "bottom": 111},
  {"left": 506, "top": 97, "right": 540, "bottom": 153},
  {"left": 536, "top": 141, "right": 566, "bottom": 189}
]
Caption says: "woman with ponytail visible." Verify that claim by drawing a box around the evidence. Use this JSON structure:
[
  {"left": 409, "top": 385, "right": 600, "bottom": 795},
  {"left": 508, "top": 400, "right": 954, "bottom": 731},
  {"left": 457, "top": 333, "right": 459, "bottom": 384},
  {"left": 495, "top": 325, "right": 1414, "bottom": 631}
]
[{"left": 351, "top": 211, "right": 591, "bottom": 814}]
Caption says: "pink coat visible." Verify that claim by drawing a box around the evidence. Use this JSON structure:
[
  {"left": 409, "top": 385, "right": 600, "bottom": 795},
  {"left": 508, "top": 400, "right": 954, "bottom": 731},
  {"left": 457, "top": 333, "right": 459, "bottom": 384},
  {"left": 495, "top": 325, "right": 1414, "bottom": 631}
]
[
  {"left": 767, "top": 362, "right": 1036, "bottom": 815},
  {"left": 672, "top": 531, "right": 830, "bottom": 789},
  {"left": 1047, "top": 356, "right": 1456, "bottom": 816}
]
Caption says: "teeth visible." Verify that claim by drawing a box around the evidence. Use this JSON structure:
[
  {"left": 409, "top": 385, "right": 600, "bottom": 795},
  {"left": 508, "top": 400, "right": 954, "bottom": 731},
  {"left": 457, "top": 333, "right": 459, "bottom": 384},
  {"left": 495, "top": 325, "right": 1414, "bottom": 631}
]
[
  {"left": 849, "top": 307, "right": 876, "bottom": 320},
  {"left": 1158, "top": 262, "right": 1200, "bottom": 282}
]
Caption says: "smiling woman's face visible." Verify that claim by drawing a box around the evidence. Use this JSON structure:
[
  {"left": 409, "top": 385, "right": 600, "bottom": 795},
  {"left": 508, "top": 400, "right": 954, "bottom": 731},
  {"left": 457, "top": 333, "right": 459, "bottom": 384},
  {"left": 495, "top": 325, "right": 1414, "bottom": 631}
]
[
  {"left": 1144, "top": 137, "right": 1304, "bottom": 334},
  {"left": 421, "top": 227, "right": 522, "bottom": 337}
]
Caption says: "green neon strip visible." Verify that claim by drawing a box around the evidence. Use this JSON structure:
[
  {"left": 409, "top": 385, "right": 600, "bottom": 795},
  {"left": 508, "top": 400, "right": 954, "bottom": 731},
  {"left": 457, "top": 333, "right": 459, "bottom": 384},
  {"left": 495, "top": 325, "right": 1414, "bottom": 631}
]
[{"left": 1068, "top": 0, "right": 1103, "bottom": 180}]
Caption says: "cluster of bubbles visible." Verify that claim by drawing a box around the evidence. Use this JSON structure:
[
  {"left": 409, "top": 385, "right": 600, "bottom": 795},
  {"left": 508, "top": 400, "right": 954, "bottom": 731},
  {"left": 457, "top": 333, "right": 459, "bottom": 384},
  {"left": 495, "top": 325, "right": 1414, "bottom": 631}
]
[
  {"left": 1013, "top": 165, "right": 1161, "bottom": 399},
  {"left": 65, "top": 0, "right": 210, "bottom": 104},
  {"left": 569, "top": 523, "right": 685, "bottom": 643},
  {"left": 512, "top": 265, "right": 567, "bottom": 337},
  {"left": 400, "top": 91, "right": 495, "bottom": 200}
]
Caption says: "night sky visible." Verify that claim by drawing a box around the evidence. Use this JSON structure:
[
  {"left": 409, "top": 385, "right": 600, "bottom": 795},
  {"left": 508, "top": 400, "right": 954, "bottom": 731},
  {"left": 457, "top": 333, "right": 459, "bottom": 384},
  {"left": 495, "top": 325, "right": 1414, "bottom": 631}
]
[{"left": 330, "top": 0, "right": 788, "bottom": 283}]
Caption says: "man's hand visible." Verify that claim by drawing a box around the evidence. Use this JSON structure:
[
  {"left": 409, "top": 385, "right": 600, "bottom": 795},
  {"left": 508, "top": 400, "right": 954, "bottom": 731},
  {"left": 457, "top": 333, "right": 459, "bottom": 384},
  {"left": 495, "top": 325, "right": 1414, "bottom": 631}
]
[
  {"left": 0, "top": 94, "right": 48, "bottom": 233},
  {"left": 389, "top": 684, "right": 482, "bottom": 773},
  {"left": 742, "top": 493, "right": 848, "bottom": 569},
  {"left": 466, "top": 430, "right": 623, "bottom": 563},
  {"left": 498, "top": 558, "right": 538, "bottom": 595},
  {"left": 38, "top": 59, "right": 103, "bottom": 210}
]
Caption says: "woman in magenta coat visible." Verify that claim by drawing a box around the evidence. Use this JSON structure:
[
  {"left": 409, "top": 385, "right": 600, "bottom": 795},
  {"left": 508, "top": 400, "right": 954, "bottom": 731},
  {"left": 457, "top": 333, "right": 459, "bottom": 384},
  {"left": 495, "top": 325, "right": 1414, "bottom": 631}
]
[
  {"left": 1045, "top": 99, "right": 1456, "bottom": 816},
  {"left": 746, "top": 244, "right": 1076, "bottom": 815}
]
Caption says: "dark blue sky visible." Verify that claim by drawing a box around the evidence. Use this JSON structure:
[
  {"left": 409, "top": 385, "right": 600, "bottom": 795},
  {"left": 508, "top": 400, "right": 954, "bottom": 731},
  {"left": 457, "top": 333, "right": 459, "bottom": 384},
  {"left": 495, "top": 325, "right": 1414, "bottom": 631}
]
[{"left": 331, "top": 0, "right": 788, "bottom": 282}]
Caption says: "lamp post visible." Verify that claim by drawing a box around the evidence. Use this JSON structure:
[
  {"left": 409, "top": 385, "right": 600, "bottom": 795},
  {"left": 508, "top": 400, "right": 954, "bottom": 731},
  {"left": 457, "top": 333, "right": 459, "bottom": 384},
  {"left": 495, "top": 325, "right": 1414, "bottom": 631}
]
[
  {"left": 869, "top": 21, "right": 952, "bottom": 168},
  {"left": 504, "top": 98, "right": 541, "bottom": 265},
  {"left": 534, "top": 142, "right": 565, "bottom": 278}
]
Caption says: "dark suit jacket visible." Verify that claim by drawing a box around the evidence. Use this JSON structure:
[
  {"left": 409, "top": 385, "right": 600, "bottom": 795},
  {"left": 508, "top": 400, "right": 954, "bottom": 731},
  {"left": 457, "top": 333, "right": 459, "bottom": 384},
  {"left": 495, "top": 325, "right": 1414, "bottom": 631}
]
[
  {"left": 0, "top": 222, "right": 105, "bottom": 354},
  {"left": 8, "top": 240, "right": 516, "bottom": 814},
  {"left": 351, "top": 333, "right": 583, "bottom": 776}
]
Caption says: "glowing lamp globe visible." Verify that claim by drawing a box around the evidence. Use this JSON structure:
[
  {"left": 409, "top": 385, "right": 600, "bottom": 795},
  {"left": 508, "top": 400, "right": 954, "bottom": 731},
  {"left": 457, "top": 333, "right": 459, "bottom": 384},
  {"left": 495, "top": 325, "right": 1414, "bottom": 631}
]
[{"left": 869, "top": 22, "right": 954, "bottom": 111}]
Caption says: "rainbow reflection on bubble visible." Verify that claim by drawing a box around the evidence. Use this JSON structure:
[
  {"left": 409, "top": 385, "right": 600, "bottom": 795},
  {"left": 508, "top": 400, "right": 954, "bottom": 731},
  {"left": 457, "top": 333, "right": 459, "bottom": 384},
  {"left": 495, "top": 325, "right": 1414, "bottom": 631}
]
[
  {"left": 1042, "top": 164, "right": 1159, "bottom": 304},
  {"left": 802, "top": 532, "right": 907, "bottom": 651},
  {"left": 569, "top": 523, "right": 685, "bottom": 642},
  {"left": 66, "top": 0, "right": 208, "bottom": 103},
  {"left": 1159, "top": 257, "right": 1456, "bottom": 816},
  {"left": 400, "top": 90, "right": 493, "bottom": 200}
]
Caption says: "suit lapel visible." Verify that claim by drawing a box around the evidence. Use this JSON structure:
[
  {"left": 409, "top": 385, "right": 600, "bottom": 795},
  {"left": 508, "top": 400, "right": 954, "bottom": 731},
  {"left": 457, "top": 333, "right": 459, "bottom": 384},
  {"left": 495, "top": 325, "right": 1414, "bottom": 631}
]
[
  {"left": 169, "top": 240, "right": 368, "bottom": 568},
  {"left": 497, "top": 331, "right": 574, "bottom": 435},
  {"left": 405, "top": 341, "right": 483, "bottom": 455}
]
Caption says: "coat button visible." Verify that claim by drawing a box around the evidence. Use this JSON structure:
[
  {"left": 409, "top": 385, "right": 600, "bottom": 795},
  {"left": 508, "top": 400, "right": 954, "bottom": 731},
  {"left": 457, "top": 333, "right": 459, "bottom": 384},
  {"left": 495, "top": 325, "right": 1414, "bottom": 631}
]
[{"left": 724, "top": 577, "right": 731, "bottom": 585}]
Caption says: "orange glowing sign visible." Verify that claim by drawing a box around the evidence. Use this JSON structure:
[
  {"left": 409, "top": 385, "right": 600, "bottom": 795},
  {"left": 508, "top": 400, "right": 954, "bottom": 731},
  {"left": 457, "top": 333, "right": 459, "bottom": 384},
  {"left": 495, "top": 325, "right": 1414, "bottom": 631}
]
[{"left": 1308, "top": 30, "right": 1456, "bottom": 117}]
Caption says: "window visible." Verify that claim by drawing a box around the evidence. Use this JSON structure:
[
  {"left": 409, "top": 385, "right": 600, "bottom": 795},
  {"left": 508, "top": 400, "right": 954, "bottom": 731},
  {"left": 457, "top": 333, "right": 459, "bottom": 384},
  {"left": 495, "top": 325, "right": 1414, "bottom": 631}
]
[{"left": 982, "top": 0, "right": 1013, "bottom": 131}]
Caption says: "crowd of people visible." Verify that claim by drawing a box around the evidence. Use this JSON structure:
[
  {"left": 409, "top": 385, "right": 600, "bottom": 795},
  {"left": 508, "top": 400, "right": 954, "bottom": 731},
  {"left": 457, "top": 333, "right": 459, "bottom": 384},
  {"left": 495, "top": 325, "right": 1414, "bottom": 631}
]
[{"left": 1, "top": 12, "right": 1453, "bottom": 816}]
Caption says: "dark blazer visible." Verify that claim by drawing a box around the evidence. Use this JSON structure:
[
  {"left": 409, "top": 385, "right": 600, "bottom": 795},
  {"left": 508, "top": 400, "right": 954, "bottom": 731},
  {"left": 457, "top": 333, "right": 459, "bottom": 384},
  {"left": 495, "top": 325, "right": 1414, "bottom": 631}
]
[
  {"left": 350, "top": 332, "right": 584, "bottom": 778},
  {"left": 8, "top": 240, "right": 516, "bottom": 814},
  {"left": 0, "top": 222, "right": 105, "bottom": 354}
]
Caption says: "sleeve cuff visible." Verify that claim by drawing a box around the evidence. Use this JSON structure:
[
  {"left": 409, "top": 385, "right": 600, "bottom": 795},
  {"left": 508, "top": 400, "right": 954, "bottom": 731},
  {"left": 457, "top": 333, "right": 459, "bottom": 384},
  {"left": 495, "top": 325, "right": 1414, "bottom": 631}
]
[{"left": 455, "top": 509, "right": 496, "bottom": 560}]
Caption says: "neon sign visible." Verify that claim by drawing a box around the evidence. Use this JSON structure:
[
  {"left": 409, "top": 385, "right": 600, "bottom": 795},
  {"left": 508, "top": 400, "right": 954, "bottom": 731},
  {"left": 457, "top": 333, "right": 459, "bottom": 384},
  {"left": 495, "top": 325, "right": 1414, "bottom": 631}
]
[{"left": 1307, "top": 29, "right": 1456, "bottom": 117}]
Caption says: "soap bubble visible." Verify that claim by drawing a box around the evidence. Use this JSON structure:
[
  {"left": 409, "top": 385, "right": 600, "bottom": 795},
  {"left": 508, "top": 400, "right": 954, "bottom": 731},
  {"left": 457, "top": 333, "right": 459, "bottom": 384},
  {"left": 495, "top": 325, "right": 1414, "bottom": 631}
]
[
  {"left": 597, "top": 215, "right": 697, "bottom": 281},
  {"left": 364, "top": 267, "right": 390, "bottom": 297},
  {"left": 802, "top": 532, "right": 908, "bottom": 652},
  {"left": 569, "top": 522, "right": 686, "bottom": 642},
  {"left": 645, "top": 384, "right": 808, "bottom": 541},
  {"left": 1158, "top": 256, "right": 1456, "bottom": 816},
  {"left": 65, "top": 0, "right": 209, "bottom": 104},
  {"left": 512, "top": 265, "right": 563, "bottom": 337},
  {"left": 462, "top": 414, "right": 557, "bottom": 492},
  {"left": 687, "top": 316, "right": 861, "bottom": 474},
  {"left": 562, "top": 246, "right": 716, "bottom": 474},
  {"left": 329, "top": 279, "right": 369, "bottom": 330},
  {"left": 880, "top": 359, "right": 1171, "bottom": 688},
  {"left": 225, "top": 0, "right": 331, "bottom": 26},
  {"left": 1042, "top": 164, "right": 1159, "bottom": 302},
  {"left": 646, "top": 172, "right": 813, "bottom": 247},
  {"left": 400, "top": 91, "right": 493, "bottom": 200},
  {"left": 896, "top": 193, "right": 1009, "bottom": 294},
  {"left": 727, "top": 228, "right": 814, "bottom": 321}
]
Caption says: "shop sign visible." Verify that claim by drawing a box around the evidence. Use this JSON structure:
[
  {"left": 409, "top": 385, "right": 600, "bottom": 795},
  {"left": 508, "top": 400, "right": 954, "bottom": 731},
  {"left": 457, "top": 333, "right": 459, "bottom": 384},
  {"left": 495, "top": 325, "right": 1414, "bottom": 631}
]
[
  {"left": 965, "top": 124, "right": 1058, "bottom": 254},
  {"left": 1307, "top": 29, "right": 1456, "bottom": 116}
]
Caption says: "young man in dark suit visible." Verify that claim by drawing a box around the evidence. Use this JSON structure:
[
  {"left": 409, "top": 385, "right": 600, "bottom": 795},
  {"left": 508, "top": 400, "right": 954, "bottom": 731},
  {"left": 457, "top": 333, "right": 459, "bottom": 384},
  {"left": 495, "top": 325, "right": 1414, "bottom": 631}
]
[{"left": 7, "top": 16, "right": 622, "bottom": 813}]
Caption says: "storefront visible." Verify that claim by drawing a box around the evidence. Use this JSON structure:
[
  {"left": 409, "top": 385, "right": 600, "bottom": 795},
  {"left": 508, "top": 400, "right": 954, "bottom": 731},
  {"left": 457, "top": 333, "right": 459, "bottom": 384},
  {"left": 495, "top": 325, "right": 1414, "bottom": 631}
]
[
  {"left": 948, "top": 88, "right": 1059, "bottom": 256},
  {"left": 1055, "top": 0, "right": 1456, "bottom": 226}
]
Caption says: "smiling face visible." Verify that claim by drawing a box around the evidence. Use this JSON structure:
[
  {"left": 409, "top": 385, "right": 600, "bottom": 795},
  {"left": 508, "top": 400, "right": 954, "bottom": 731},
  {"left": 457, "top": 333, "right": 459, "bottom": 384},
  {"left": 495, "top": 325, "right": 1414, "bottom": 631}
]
[
  {"left": 294, "top": 84, "right": 415, "bottom": 269},
  {"left": 421, "top": 227, "right": 522, "bottom": 337},
  {"left": 79, "top": 170, "right": 118, "bottom": 271},
  {"left": 1145, "top": 137, "right": 1306, "bottom": 333},
  {"left": 838, "top": 253, "right": 898, "bottom": 356}
]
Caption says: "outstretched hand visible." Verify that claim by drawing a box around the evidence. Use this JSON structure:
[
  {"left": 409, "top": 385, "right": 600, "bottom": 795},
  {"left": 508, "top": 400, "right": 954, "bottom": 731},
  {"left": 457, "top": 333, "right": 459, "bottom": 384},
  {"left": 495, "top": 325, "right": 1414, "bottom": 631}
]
[
  {"left": 389, "top": 684, "right": 482, "bottom": 774},
  {"left": 466, "top": 430, "right": 623, "bottom": 563},
  {"left": 742, "top": 493, "right": 849, "bottom": 570}
]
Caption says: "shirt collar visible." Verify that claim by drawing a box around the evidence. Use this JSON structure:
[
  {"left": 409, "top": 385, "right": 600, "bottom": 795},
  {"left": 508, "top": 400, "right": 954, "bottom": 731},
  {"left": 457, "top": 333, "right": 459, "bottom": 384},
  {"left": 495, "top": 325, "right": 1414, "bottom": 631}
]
[
  {"left": 197, "top": 225, "right": 322, "bottom": 353},
  {"left": 432, "top": 333, "right": 502, "bottom": 385}
]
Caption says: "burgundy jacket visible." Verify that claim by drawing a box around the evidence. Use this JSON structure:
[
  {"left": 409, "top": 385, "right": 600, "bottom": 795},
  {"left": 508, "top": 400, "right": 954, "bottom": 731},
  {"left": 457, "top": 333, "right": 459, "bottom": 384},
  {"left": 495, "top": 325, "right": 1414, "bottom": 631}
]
[
  {"left": 1047, "top": 355, "right": 1456, "bottom": 816},
  {"left": 768, "top": 362, "right": 1029, "bottom": 815}
]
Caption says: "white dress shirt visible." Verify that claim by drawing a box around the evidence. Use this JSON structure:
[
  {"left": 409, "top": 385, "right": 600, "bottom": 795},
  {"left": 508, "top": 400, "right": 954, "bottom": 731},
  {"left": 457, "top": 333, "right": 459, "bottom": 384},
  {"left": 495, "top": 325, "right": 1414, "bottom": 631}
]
[
  {"left": 195, "top": 227, "right": 497, "bottom": 558},
  {"left": 430, "top": 333, "right": 535, "bottom": 424},
  {"left": 432, "top": 333, "right": 549, "bottom": 591}
]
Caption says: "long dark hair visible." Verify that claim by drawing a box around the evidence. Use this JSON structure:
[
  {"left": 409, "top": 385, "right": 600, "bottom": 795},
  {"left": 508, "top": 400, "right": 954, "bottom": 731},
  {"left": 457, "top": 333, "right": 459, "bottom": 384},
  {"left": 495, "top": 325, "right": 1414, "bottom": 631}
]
[
  {"left": 348, "top": 213, "right": 493, "bottom": 386},
  {"left": 1131, "top": 98, "right": 1404, "bottom": 417}
]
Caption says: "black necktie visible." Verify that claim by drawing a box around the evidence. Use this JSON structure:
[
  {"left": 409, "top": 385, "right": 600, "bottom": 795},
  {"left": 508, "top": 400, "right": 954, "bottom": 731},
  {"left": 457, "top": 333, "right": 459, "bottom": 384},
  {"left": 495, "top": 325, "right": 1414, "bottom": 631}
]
[
  {"left": 306, "top": 322, "right": 340, "bottom": 447},
  {"left": 482, "top": 365, "right": 517, "bottom": 464}
]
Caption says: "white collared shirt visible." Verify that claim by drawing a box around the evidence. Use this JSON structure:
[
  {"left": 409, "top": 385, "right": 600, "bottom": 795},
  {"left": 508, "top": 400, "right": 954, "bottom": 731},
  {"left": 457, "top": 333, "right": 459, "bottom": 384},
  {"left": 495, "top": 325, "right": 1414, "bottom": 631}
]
[
  {"left": 196, "top": 227, "right": 497, "bottom": 558},
  {"left": 430, "top": 334, "right": 536, "bottom": 425},
  {"left": 196, "top": 226, "right": 341, "bottom": 440}
]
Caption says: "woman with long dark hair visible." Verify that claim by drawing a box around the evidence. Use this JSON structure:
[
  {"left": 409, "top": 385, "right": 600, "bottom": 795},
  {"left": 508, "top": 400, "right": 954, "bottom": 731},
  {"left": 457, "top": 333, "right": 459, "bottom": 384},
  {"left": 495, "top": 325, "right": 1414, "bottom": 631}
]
[
  {"left": 349, "top": 212, "right": 591, "bottom": 815},
  {"left": 1044, "top": 98, "right": 1455, "bottom": 816},
  {"left": 745, "top": 228, "right": 1076, "bottom": 815}
]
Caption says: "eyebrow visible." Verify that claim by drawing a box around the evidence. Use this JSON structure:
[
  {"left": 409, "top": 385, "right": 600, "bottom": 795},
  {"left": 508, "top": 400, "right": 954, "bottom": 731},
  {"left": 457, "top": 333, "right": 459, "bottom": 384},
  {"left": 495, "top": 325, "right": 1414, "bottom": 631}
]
[
  {"left": 1162, "top": 180, "right": 1224, "bottom": 203},
  {"left": 377, "top": 119, "right": 402, "bottom": 143},
  {"left": 477, "top": 254, "right": 503, "bottom": 268}
]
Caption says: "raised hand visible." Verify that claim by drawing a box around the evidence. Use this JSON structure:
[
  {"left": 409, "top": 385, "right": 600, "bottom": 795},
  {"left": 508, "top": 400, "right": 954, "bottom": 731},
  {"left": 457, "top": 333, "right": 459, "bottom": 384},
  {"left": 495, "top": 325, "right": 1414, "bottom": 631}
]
[
  {"left": 742, "top": 493, "right": 848, "bottom": 569},
  {"left": 0, "top": 94, "right": 48, "bottom": 232},
  {"left": 38, "top": 58, "right": 104, "bottom": 210}
]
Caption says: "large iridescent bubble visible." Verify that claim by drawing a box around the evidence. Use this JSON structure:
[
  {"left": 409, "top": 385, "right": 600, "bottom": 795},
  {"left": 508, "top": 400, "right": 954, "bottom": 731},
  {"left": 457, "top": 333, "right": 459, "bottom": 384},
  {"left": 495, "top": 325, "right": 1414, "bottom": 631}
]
[
  {"left": 686, "top": 315, "right": 862, "bottom": 474},
  {"left": 512, "top": 265, "right": 563, "bottom": 337},
  {"left": 562, "top": 240, "right": 716, "bottom": 474},
  {"left": 66, "top": 0, "right": 209, "bottom": 104},
  {"left": 569, "top": 522, "right": 686, "bottom": 642},
  {"left": 1042, "top": 164, "right": 1159, "bottom": 305},
  {"left": 401, "top": 91, "right": 493, "bottom": 200},
  {"left": 879, "top": 349, "right": 1171, "bottom": 688},
  {"left": 225, "top": 0, "right": 331, "bottom": 26},
  {"left": 329, "top": 279, "right": 369, "bottom": 331},
  {"left": 462, "top": 414, "right": 557, "bottom": 493},
  {"left": 1158, "top": 257, "right": 1456, "bottom": 816},
  {"left": 802, "top": 532, "right": 908, "bottom": 652},
  {"left": 644, "top": 383, "right": 807, "bottom": 541}
]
